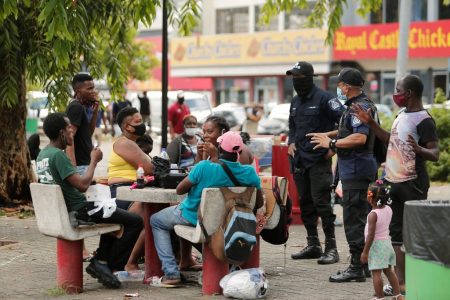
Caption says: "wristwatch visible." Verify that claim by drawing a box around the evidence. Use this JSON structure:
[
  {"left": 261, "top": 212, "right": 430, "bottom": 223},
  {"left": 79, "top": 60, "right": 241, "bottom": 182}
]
[{"left": 329, "top": 139, "right": 337, "bottom": 152}]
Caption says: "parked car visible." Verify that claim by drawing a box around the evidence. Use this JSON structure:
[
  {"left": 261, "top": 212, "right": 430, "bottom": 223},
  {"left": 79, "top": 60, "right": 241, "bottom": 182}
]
[
  {"left": 257, "top": 103, "right": 290, "bottom": 135},
  {"left": 128, "top": 91, "right": 212, "bottom": 134},
  {"left": 205, "top": 103, "right": 247, "bottom": 131}
]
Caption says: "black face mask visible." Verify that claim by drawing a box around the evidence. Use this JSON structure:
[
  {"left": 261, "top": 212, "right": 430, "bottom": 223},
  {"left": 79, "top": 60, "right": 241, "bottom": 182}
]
[
  {"left": 178, "top": 97, "right": 185, "bottom": 105},
  {"left": 293, "top": 77, "right": 314, "bottom": 96},
  {"left": 130, "top": 123, "right": 146, "bottom": 136}
]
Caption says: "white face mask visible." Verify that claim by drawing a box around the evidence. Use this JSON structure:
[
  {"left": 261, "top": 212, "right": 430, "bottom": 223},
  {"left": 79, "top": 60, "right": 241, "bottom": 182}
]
[{"left": 185, "top": 127, "right": 197, "bottom": 136}]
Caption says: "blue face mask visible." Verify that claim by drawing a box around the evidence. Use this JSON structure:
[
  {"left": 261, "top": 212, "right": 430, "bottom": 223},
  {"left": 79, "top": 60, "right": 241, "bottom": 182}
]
[{"left": 337, "top": 87, "right": 347, "bottom": 101}]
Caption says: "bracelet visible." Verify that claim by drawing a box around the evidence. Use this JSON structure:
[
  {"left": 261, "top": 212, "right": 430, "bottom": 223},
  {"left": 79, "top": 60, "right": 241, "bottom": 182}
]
[{"left": 329, "top": 139, "right": 337, "bottom": 152}]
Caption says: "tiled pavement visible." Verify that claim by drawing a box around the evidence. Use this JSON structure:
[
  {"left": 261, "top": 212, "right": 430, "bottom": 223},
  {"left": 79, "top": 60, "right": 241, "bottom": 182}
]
[
  {"left": 2, "top": 183, "right": 449, "bottom": 299},
  {"left": 3, "top": 137, "right": 449, "bottom": 299}
]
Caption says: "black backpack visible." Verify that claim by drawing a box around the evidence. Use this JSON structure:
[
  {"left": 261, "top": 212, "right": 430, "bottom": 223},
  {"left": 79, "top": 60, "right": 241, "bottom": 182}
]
[
  {"left": 372, "top": 109, "right": 388, "bottom": 165},
  {"left": 260, "top": 177, "right": 292, "bottom": 245}
]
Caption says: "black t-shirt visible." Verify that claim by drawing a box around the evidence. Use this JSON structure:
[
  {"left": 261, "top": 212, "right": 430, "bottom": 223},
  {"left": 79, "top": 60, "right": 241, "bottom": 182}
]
[
  {"left": 138, "top": 96, "right": 150, "bottom": 115},
  {"left": 65, "top": 100, "right": 93, "bottom": 166}
]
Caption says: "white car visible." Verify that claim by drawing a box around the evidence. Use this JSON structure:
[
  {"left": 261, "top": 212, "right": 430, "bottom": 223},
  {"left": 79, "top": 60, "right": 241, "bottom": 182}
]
[
  {"left": 205, "top": 103, "right": 247, "bottom": 131},
  {"left": 257, "top": 103, "right": 290, "bottom": 135}
]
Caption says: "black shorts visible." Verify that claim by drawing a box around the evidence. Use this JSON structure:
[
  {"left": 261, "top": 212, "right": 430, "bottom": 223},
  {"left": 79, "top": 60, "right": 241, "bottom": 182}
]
[{"left": 388, "top": 178, "right": 428, "bottom": 245}]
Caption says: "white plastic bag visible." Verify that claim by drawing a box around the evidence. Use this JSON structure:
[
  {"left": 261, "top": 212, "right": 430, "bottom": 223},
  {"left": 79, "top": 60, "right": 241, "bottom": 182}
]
[
  {"left": 220, "top": 268, "right": 268, "bottom": 299},
  {"left": 85, "top": 184, "right": 117, "bottom": 218}
]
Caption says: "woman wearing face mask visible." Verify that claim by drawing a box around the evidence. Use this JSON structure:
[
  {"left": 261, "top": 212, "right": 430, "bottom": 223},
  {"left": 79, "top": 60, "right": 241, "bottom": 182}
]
[
  {"left": 108, "top": 107, "right": 153, "bottom": 206},
  {"left": 167, "top": 115, "right": 200, "bottom": 170},
  {"left": 107, "top": 107, "right": 154, "bottom": 273}
]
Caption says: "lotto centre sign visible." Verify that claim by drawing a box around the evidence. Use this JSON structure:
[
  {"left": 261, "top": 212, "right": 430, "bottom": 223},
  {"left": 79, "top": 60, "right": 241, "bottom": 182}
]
[{"left": 170, "top": 29, "right": 330, "bottom": 67}]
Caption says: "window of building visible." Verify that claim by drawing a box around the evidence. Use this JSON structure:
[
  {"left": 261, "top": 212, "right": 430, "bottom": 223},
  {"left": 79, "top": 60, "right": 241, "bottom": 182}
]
[
  {"left": 216, "top": 7, "right": 249, "bottom": 34},
  {"left": 215, "top": 78, "right": 249, "bottom": 105},
  {"left": 255, "top": 6, "right": 278, "bottom": 32},
  {"left": 412, "top": 0, "right": 427, "bottom": 21},
  {"left": 284, "top": 5, "right": 313, "bottom": 29},
  {"left": 385, "top": 0, "right": 399, "bottom": 23},
  {"left": 439, "top": 1, "right": 450, "bottom": 19},
  {"left": 370, "top": 0, "right": 426, "bottom": 24}
]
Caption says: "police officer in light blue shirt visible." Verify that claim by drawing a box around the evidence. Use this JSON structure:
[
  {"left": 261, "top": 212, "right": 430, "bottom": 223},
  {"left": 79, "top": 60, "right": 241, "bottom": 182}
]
[
  {"left": 287, "top": 61, "right": 345, "bottom": 265},
  {"left": 308, "top": 68, "right": 378, "bottom": 283}
]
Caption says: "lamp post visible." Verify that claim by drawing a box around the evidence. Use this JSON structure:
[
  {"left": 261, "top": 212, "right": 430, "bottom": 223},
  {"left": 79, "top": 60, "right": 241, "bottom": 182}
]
[{"left": 161, "top": 0, "right": 168, "bottom": 148}]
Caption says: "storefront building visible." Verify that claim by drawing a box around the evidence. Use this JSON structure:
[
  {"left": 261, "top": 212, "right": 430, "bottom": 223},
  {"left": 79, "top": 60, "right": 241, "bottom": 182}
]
[
  {"left": 333, "top": 20, "right": 450, "bottom": 105},
  {"left": 142, "top": 0, "right": 450, "bottom": 107},
  {"left": 170, "top": 29, "right": 331, "bottom": 107}
]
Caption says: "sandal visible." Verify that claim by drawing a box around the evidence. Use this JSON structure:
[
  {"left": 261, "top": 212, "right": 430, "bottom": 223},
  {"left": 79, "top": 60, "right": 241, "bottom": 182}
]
[
  {"left": 149, "top": 276, "right": 181, "bottom": 288},
  {"left": 383, "top": 284, "right": 394, "bottom": 296},
  {"left": 392, "top": 294, "right": 404, "bottom": 300},
  {"left": 83, "top": 254, "right": 94, "bottom": 262}
]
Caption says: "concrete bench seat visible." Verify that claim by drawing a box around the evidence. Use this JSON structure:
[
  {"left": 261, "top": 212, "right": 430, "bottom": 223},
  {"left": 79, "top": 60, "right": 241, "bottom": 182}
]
[
  {"left": 30, "top": 183, "right": 121, "bottom": 293},
  {"left": 174, "top": 187, "right": 257, "bottom": 295}
]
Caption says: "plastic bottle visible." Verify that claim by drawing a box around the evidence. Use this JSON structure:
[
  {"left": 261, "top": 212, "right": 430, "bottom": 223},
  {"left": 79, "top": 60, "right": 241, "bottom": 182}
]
[
  {"left": 113, "top": 270, "right": 145, "bottom": 282},
  {"left": 170, "top": 163, "right": 179, "bottom": 174},
  {"left": 160, "top": 147, "right": 170, "bottom": 160},
  {"left": 136, "top": 163, "right": 145, "bottom": 189}
]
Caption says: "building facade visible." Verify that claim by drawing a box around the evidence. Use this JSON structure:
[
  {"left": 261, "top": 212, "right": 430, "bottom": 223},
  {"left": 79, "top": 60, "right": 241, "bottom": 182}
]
[{"left": 146, "top": 0, "right": 450, "bottom": 107}]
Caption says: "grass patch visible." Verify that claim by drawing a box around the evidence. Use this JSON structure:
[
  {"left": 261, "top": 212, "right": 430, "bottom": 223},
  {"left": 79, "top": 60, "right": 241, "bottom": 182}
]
[{"left": 44, "top": 287, "right": 67, "bottom": 297}]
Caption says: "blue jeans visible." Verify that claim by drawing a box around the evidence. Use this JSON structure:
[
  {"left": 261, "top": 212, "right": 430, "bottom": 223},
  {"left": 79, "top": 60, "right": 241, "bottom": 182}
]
[
  {"left": 76, "top": 165, "right": 89, "bottom": 176},
  {"left": 150, "top": 205, "right": 192, "bottom": 279}
]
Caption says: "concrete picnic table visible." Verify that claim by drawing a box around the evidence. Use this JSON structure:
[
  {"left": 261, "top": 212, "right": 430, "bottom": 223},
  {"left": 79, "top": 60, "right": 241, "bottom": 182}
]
[{"left": 116, "top": 186, "right": 186, "bottom": 282}]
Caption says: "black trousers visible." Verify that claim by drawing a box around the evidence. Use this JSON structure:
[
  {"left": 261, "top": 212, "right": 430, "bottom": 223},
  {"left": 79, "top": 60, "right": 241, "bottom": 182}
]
[
  {"left": 293, "top": 159, "right": 335, "bottom": 239},
  {"left": 388, "top": 178, "right": 428, "bottom": 246},
  {"left": 86, "top": 203, "right": 143, "bottom": 271},
  {"left": 342, "top": 188, "right": 368, "bottom": 255}
]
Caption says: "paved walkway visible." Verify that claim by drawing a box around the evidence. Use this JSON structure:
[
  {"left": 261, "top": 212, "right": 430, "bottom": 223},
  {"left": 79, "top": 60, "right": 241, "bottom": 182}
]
[{"left": 4, "top": 135, "right": 448, "bottom": 299}]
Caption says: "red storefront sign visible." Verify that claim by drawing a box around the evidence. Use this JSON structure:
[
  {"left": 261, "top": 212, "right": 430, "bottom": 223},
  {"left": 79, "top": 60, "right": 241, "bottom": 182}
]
[{"left": 333, "top": 20, "right": 450, "bottom": 60}]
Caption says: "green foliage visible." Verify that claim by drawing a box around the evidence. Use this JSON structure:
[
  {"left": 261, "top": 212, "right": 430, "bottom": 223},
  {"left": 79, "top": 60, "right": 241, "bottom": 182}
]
[
  {"left": 0, "top": 0, "right": 200, "bottom": 110},
  {"left": 427, "top": 106, "right": 450, "bottom": 182},
  {"left": 434, "top": 87, "right": 447, "bottom": 104},
  {"left": 379, "top": 113, "right": 394, "bottom": 131},
  {"left": 260, "top": 0, "right": 382, "bottom": 44}
]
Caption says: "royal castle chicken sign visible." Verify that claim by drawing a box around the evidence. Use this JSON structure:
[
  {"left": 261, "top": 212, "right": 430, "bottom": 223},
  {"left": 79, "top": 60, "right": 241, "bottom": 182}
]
[{"left": 333, "top": 20, "right": 450, "bottom": 60}]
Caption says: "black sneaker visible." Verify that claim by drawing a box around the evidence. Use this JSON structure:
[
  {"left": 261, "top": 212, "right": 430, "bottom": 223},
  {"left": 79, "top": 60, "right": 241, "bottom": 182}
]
[{"left": 86, "top": 258, "right": 121, "bottom": 289}]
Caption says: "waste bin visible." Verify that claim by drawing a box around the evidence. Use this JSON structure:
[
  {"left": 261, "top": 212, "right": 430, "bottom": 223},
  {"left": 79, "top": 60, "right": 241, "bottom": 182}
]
[
  {"left": 404, "top": 200, "right": 450, "bottom": 299},
  {"left": 272, "top": 144, "right": 302, "bottom": 224}
]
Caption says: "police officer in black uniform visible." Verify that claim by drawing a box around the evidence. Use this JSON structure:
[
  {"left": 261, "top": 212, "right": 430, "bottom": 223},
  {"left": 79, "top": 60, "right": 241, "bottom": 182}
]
[
  {"left": 287, "top": 61, "right": 345, "bottom": 265},
  {"left": 308, "top": 68, "right": 378, "bottom": 282}
]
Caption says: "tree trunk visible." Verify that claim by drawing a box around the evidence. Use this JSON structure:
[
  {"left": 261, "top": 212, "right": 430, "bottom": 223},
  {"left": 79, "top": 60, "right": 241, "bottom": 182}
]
[{"left": 0, "top": 69, "right": 33, "bottom": 206}]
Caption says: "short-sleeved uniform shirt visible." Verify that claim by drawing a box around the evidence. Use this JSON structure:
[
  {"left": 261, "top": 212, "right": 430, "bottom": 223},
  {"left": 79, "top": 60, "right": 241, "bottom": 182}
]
[
  {"left": 288, "top": 86, "right": 344, "bottom": 169},
  {"left": 168, "top": 102, "right": 190, "bottom": 135},
  {"left": 385, "top": 110, "right": 438, "bottom": 186},
  {"left": 65, "top": 100, "right": 93, "bottom": 166},
  {"left": 36, "top": 146, "right": 86, "bottom": 212},
  {"left": 338, "top": 93, "right": 378, "bottom": 189},
  {"left": 179, "top": 159, "right": 261, "bottom": 225}
]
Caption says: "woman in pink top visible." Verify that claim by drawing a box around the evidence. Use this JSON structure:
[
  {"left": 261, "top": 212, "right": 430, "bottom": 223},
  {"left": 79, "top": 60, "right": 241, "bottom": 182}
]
[{"left": 361, "top": 180, "right": 403, "bottom": 300}]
